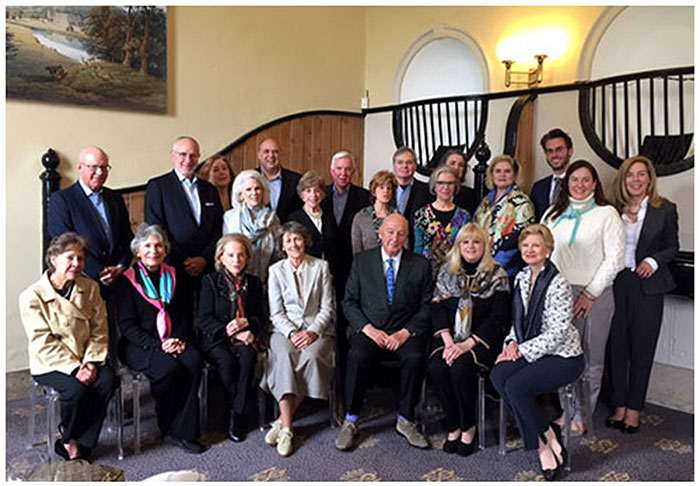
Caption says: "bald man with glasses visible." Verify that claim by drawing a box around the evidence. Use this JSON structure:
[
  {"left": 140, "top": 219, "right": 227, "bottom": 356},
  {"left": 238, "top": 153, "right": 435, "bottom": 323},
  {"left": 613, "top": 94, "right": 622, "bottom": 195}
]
[{"left": 48, "top": 146, "right": 134, "bottom": 287}]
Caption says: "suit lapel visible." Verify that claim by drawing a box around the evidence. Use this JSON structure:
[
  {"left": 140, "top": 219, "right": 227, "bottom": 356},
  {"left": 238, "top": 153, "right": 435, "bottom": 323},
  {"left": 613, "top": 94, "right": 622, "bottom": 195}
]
[
  {"left": 636, "top": 205, "right": 659, "bottom": 262},
  {"left": 370, "top": 249, "right": 389, "bottom": 308},
  {"left": 169, "top": 171, "right": 198, "bottom": 226},
  {"left": 71, "top": 184, "right": 110, "bottom": 249},
  {"left": 300, "top": 258, "right": 319, "bottom": 313}
]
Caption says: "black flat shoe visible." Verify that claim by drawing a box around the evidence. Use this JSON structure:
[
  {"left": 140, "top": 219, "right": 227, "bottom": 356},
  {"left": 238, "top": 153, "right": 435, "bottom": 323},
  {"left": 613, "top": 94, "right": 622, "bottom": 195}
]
[
  {"left": 456, "top": 440, "right": 475, "bottom": 457},
  {"left": 165, "top": 435, "right": 204, "bottom": 454},
  {"left": 228, "top": 413, "right": 247, "bottom": 442},
  {"left": 54, "top": 439, "right": 70, "bottom": 461},
  {"left": 605, "top": 416, "right": 624, "bottom": 429},
  {"left": 621, "top": 423, "right": 639, "bottom": 434},
  {"left": 77, "top": 445, "right": 92, "bottom": 463},
  {"left": 443, "top": 438, "right": 459, "bottom": 453}
]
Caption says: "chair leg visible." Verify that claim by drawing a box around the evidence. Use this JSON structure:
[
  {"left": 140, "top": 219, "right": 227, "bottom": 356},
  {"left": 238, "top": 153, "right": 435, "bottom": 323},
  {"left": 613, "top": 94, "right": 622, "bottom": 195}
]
[
  {"left": 477, "top": 374, "right": 486, "bottom": 451},
  {"left": 258, "top": 388, "right": 267, "bottom": 432},
  {"left": 46, "top": 389, "right": 59, "bottom": 463},
  {"left": 199, "top": 365, "right": 209, "bottom": 431},
  {"left": 27, "top": 381, "right": 38, "bottom": 451},
  {"left": 562, "top": 383, "right": 573, "bottom": 472},
  {"left": 133, "top": 375, "right": 142, "bottom": 455},
  {"left": 579, "top": 376, "right": 596, "bottom": 442},
  {"left": 498, "top": 397, "right": 507, "bottom": 457},
  {"left": 115, "top": 384, "right": 124, "bottom": 460}
]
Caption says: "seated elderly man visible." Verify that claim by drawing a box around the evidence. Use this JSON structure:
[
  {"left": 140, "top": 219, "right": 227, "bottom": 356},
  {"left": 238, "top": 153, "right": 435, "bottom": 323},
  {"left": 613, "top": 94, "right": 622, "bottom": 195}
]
[{"left": 336, "top": 213, "right": 432, "bottom": 451}]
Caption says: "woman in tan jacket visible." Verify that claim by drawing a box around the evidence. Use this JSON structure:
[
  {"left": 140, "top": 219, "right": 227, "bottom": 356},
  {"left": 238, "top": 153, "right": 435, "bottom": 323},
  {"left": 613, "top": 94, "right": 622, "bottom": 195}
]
[{"left": 19, "top": 232, "right": 116, "bottom": 462}]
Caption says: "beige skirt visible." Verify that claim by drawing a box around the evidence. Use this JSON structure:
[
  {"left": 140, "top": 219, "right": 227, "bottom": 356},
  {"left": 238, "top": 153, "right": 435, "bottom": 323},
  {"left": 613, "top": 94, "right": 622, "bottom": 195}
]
[{"left": 260, "top": 332, "right": 335, "bottom": 402}]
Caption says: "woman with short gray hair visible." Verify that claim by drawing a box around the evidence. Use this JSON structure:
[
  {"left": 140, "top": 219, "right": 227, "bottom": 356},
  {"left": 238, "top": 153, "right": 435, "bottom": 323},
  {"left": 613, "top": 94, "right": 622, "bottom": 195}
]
[{"left": 114, "top": 223, "right": 204, "bottom": 454}]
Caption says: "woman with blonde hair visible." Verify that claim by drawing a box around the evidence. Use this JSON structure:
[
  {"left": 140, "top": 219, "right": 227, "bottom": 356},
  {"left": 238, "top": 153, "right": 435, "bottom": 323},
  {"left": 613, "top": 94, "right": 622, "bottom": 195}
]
[
  {"left": 428, "top": 223, "right": 510, "bottom": 456},
  {"left": 606, "top": 156, "right": 678, "bottom": 433},
  {"left": 196, "top": 233, "right": 266, "bottom": 442},
  {"left": 199, "top": 156, "right": 235, "bottom": 211},
  {"left": 473, "top": 154, "right": 535, "bottom": 279},
  {"left": 491, "top": 224, "right": 584, "bottom": 480}
]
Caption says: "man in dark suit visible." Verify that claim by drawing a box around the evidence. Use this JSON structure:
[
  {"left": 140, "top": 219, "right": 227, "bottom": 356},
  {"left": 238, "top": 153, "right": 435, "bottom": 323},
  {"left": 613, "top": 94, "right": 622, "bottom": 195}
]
[
  {"left": 144, "top": 136, "right": 224, "bottom": 321},
  {"left": 48, "top": 146, "right": 133, "bottom": 287},
  {"left": 321, "top": 150, "right": 370, "bottom": 391},
  {"left": 255, "top": 138, "right": 302, "bottom": 222},
  {"left": 336, "top": 213, "right": 432, "bottom": 451},
  {"left": 530, "top": 128, "right": 574, "bottom": 221},
  {"left": 392, "top": 146, "right": 431, "bottom": 250}
]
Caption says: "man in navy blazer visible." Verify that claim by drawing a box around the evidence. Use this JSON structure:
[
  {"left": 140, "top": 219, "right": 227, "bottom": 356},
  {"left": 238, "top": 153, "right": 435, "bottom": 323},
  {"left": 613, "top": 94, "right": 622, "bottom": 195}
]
[
  {"left": 530, "top": 128, "right": 574, "bottom": 221},
  {"left": 336, "top": 213, "right": 432, "bottom": 451},
  {"left": 392, "top": 146, "right": 431, "bottom": 250},
  {"left": 144, "top": 136, "right": 224, "bottom": 318},
  {"left": 48, "top": 146, "right": 133, "bottom": 287},
  {"left": 255, "top": 138, "right": 302, "bottom": 223}
]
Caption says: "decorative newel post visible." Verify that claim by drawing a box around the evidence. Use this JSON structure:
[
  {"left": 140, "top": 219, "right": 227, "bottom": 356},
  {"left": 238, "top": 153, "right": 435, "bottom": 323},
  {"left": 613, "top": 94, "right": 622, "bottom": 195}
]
[
  {"left": 473, "top": 140, "right": 491, "bottom": 202},
  {"left": 40, "top": 148, "right": 61, "bottom": 268}
]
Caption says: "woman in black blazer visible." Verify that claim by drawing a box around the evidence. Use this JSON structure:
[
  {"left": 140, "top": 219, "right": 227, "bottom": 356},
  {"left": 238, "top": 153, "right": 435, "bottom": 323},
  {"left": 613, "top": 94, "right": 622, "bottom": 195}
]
[
  {"left": 115, "top": 224, "right": 203, "bottom": 454},
  {"left": 428, "top": 223, "right": 511, "bottom": 456},
  {"left": 606, "top": 156, "right": 679, "bottom": 434},
  {"left": 197, "top": 233, "right": 266, "bottom": 442},
  {"left": 288, "top": 170, "right": 336, "bottom": 260}
]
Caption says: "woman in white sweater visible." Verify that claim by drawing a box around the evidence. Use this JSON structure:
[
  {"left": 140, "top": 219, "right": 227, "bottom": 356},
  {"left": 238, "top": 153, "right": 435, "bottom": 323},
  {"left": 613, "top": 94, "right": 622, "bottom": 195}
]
[{"left": 542, "top": 160, "right": 624, "bottom": 436}]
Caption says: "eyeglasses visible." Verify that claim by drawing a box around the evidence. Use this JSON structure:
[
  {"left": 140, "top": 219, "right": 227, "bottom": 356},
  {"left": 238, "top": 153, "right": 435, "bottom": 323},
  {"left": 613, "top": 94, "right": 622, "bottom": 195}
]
[
  {"left": 435, "top": 181, "right": 456, "bottom": 186},
  {"left": 83, "top": 164, "right": 112, "bottom": 173}
]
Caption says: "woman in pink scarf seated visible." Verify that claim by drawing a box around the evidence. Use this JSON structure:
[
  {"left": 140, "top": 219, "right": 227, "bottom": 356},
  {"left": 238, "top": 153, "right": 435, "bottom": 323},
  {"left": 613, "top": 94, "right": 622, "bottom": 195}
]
[{"left": 114, "top": 223, "right": 204, "bottom": 454}]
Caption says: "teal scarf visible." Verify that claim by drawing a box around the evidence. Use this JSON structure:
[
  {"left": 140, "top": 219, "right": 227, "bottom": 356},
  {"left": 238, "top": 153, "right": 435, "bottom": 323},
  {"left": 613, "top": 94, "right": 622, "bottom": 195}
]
[{"left": 553, "top": 199, "right": 596, "bottom": 246}]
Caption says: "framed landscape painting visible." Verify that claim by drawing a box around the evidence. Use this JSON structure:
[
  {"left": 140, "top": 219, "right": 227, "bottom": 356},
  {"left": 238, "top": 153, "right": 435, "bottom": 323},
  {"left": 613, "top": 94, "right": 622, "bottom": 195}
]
[{"left": 6, "top": 6, "right": 167, "bottom": 113}]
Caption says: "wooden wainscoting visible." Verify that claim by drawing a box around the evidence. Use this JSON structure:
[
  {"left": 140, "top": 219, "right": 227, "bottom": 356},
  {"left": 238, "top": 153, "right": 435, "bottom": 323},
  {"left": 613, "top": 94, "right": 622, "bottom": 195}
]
[{"left": 219, "top": 112, "right": 365, "bottom": 187}]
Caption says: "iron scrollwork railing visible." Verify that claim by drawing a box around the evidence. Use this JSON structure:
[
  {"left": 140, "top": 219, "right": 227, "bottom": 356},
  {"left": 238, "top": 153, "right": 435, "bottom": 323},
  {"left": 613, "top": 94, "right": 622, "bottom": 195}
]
[
  {"left": 579, "top": 66, "right": 694, "bottom": 176},
  {"left": 392, "top": 95, "right": 489, "bottom": 176}
]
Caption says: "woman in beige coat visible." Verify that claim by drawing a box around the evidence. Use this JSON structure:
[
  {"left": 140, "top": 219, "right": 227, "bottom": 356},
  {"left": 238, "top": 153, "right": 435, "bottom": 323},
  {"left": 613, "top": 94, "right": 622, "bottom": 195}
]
[
  {"left": 261, "top": 222, "right": 335, "bottom": 457},
  {"left": 19, "top": 232, "right": 116, "bottom": 462}
]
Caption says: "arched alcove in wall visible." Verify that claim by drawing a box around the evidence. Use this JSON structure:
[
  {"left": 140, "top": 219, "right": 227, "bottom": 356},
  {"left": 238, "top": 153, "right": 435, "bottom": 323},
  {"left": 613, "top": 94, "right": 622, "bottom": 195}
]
[{"left": 394, "top": 25, "right": 489, "bottom": 103}]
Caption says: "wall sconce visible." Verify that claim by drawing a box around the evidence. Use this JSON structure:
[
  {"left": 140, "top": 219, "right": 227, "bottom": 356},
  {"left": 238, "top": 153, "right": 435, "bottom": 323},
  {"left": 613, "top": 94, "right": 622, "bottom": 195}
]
[{"left": 502, "top": 54, "right": 547, "bottom": 88}]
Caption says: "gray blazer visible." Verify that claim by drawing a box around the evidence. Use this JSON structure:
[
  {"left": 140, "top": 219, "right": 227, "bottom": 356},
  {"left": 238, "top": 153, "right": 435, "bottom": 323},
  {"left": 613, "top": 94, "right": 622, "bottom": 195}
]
[
  {"left": 351, "top": 206, "right": 407, "bottom": 255},
  {"left": 268, "top": 255, "right": 335, "bottom": 338}
]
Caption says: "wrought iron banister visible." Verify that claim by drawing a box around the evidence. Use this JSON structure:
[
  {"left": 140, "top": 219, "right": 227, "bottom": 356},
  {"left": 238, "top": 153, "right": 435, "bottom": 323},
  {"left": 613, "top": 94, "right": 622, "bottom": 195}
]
[
  {"left": 578, "top": 66, "right": 694, "bottom": 175},
  {"left": 392, "top": 95, "right": 488, "bottom": 176}
]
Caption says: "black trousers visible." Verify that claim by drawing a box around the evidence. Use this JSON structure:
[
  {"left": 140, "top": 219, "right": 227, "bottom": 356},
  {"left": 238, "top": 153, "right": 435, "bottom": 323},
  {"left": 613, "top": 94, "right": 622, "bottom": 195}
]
[
  {"left": 33, "top": 365, "right": 117, "bottom": 448},
  {"left": 608, "top": 269, "right": 665, "bottom": 411},
  {"left": 344, "top": 333, "right": 426, "bottom": 421},
  {"left": 122, "top": 343, "right": 202, "bottom": 441},
  {"left": 490, "top": 355, "right": 584, "bottom": 450},
  {"left": 204, "top": 342, "right": 257, "bottom": 416},
  {"left": 428, "top": 351, "right": 480, "bottom": 432}
]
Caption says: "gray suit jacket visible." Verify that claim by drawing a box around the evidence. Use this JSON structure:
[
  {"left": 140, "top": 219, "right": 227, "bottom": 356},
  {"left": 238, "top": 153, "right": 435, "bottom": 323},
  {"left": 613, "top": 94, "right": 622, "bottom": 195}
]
[{"left": 268, "top": 256, "right": 335, "bottom": 338}]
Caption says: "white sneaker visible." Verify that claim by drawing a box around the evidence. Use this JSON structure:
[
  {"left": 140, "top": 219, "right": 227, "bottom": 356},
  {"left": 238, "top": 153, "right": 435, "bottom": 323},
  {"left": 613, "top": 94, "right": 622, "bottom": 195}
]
[
  {"left": 276, "top": 428, "right": 294, "bottom": 457},
  {"left": 264, "top": 418, "right": 282, "bottom": 446}
]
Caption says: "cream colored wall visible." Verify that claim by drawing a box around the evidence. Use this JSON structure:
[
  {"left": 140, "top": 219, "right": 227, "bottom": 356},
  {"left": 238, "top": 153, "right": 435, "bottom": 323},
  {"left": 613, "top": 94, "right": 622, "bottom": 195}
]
[
  {"left": 5, "top": 6, "right": 366, "bottom": 371},
  {"left": 364, "top": 5, "right": 607, "bottom": 106}
]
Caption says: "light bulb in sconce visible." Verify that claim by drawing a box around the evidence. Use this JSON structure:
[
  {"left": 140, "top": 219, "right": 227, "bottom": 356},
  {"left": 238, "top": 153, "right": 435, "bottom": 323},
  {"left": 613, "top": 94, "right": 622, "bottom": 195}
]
[{"left": 497, "top": 27, "right": 570, "bottom": 87}]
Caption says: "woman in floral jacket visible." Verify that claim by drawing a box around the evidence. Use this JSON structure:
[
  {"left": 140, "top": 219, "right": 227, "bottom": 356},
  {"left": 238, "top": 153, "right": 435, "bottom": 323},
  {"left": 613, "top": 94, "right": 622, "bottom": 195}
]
[
  {"left": 473, "top": 155, "right": 535, "bottom": 279},
  {"left": 414, "top": 166, "right": 470, "bottom": 278}
]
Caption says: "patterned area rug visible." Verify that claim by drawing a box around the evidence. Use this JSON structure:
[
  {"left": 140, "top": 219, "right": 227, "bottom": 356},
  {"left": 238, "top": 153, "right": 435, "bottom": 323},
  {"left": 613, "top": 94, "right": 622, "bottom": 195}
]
[{"left": 6, "top": 372, "right": 693, "bottom": 481}]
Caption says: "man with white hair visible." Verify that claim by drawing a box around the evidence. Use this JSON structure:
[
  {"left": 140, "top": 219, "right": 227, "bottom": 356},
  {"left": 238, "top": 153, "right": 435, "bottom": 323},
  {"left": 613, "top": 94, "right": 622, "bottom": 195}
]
[{"left": 321, "top": 151, "right": 370, "bottom": 390}]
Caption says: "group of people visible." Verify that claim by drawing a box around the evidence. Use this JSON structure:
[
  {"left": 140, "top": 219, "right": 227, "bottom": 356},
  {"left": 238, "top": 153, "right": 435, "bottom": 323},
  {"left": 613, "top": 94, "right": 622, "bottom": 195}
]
[{"left": 20, "top": 128, "right": 677, "bottom": 480}]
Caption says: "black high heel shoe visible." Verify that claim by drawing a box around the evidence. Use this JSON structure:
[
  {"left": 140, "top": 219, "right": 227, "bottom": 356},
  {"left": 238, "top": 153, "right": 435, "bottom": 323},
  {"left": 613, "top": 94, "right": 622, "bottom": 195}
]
[
  {"left": 621, "top": 422, "right": 639, "bottom": 434},
  {"left": 542, "top": 424, "right": 568, "bottom": 481},
  {"left": 605, "top": 416, "right": 624, "bottom": 429},
  {"left": 443, "top": 437, "right": 459, "bottom": 453}
]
